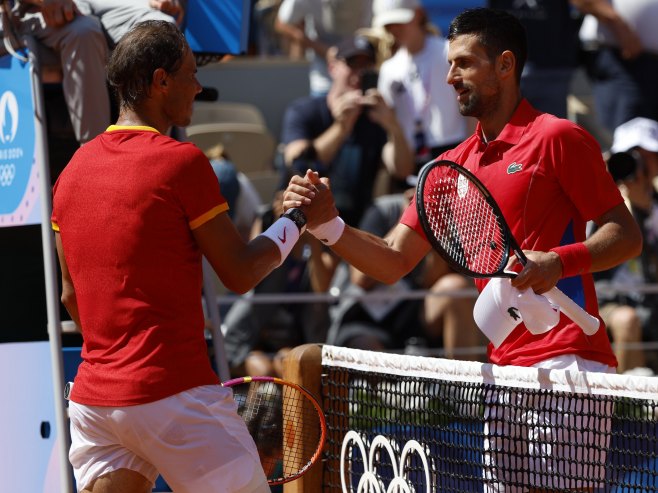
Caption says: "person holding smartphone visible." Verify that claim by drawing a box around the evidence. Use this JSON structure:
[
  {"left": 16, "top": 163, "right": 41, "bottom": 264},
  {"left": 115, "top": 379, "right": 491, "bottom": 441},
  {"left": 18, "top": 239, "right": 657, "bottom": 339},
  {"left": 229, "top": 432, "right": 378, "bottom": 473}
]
[{"left": 281, "top": 34, "right": 413, "bottom": 227}]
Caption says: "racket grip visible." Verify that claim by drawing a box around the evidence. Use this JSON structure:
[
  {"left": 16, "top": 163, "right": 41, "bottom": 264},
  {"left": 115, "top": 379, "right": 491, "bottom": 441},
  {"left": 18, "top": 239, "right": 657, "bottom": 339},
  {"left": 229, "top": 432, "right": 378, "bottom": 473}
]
[{"left": 544, "top": 287, "right": 600, "bottom": 335}]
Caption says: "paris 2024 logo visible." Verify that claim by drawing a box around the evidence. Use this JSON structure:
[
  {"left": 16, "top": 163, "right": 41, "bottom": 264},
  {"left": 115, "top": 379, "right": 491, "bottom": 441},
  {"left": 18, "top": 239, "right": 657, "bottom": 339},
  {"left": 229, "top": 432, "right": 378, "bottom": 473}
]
[{"left": 0, "top": 88, "right": 34, "bottom": 216}]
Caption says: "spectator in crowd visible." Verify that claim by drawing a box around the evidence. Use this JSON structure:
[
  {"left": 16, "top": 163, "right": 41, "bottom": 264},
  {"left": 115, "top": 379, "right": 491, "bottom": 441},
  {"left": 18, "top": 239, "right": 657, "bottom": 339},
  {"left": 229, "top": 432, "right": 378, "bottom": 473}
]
[
  {"left": 14, "top": 0, "right": 110, "bottom": 144},
  {"left": 281, "top": 34, "right": 414, "bottom": 227},
  {"left": 573, "top": 0, "right": 658, "bottom": 132},
  {"left": 74, "top": 0, "right": 184, "bottom": 46},
  {"left": 490, "top": 0, "right": 583, "bottom": 119},
  {"left": 250, "top": 0, "right": 286, "bottom": 57},
  {"left": 52, "top": 21, "right": 335, "bottom": 492},
  {"left": 328, "top": 188, "right": 481, "bottom": 359},
  {"left": 222, "top": 189, "right": 339, "bottom": 377},
  {"left": 596, "top": 117, "right": 658, "bottom": 374},
  {"left": 284, "top": 9, "right": 641, "bottom": 488},
  {"left": 275, "top": 0, "right": 373, "bottom": 95},
  {"left": 373, "top": 0, "right": 468, "bottom": 182}
]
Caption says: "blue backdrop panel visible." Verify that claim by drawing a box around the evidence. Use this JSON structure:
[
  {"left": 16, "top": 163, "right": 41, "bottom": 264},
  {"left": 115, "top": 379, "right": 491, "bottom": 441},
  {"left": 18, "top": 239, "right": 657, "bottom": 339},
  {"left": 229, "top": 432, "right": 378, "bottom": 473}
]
[{"left": 184, "top": 0, "right": 250, "bottom": 55}]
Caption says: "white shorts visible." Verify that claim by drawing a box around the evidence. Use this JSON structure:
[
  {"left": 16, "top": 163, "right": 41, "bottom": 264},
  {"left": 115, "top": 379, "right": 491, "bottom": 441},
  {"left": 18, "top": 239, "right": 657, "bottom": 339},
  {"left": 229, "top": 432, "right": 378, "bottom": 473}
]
[
  {"left": 68, "top": 384, "right": 270, "bottom": 493},
  {"left": 482, "top": 355, "right": 616, "bottom": 493}
]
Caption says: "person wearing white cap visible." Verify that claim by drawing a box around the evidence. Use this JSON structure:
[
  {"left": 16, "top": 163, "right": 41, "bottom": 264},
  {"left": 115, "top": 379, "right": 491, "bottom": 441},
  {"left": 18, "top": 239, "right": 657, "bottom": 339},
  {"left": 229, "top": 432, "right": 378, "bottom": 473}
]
[
  {"left": 611, "top": 117, "right": 658, "bottom": 172},
  {"left": 285, "top": 8, "right": 642, "bottom": 491},
  {"left": 595, "top": 117, "right": 658, "bottom": 374},
  {"left": 373, "top": 0, "right": 468, "bottom": 186}
]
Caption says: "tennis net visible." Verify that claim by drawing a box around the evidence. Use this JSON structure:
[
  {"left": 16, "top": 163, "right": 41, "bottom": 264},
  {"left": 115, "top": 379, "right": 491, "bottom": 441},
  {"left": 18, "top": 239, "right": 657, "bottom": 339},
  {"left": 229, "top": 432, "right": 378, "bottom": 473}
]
[{"left": 313, "top": 345, "right": 658, "bottom": 493}]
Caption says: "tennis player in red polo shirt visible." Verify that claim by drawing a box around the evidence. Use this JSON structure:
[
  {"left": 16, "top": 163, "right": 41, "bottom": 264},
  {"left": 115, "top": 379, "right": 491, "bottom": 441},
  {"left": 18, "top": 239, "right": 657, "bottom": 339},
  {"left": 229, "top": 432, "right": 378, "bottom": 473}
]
[
  {"left": 284, "top": 7, "right": 642, "bottom": 492},
  {"left": 52, "top": 21, "right": 333, "bottom": 493}
]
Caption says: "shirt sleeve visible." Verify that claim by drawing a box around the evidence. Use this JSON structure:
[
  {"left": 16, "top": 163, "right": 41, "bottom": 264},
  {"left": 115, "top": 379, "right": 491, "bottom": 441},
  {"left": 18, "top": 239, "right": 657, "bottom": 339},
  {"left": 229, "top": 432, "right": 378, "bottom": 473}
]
[
  {"left": 399, "top": 194, "right": 428, "bottom": 240},
  {"left": 174, "top": 145, "right": 228, "bottom": 229},
  {"left": 548, "top": 120, "right": 623, "bottom": 221},
  {"left": 51, "top": 176, "right": 62, "bottom": 231}
]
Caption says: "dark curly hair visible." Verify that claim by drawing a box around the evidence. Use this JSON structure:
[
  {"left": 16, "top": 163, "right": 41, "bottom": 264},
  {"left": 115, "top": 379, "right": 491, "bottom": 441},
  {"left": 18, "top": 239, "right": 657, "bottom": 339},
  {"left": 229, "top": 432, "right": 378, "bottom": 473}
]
[{"left": 107, "top": 20, "right": 188, "bottom": 110}]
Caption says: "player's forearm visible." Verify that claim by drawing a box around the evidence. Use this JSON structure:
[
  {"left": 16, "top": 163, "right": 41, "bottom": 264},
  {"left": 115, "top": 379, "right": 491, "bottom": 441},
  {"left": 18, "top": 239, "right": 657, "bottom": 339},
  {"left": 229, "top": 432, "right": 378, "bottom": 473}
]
[
  {"left": 216, "top": 236, "right": 281, "bottom": 294},
  {"left": 330, "top": 227, "right": 415, "bottom": 285},
  {"left": 586, "top": 203, "right": 643, "bottom": 272}
]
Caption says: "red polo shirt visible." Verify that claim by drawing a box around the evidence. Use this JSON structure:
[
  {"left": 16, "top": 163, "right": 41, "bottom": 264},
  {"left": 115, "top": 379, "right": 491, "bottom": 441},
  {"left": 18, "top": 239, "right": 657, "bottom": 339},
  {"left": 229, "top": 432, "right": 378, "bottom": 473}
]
[
  {"left": 401, "top": 100, "right": 622, "bottom": 367},
  {"left": 52, "top": 126, "right": 227, "bottom": 405}
]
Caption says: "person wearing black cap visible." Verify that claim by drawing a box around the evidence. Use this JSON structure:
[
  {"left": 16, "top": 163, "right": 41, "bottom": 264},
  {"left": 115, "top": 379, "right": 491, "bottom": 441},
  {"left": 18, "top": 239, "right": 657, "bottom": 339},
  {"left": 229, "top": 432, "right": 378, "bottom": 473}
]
[{"left": 280, "top": 34, "right": 414, "bottom": 228}]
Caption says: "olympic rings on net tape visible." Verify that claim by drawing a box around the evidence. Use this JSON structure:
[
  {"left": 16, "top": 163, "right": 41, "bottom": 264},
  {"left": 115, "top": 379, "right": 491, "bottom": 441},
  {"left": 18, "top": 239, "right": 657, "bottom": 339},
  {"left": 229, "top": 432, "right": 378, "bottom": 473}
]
[{"left": 340, "top": 430, "right": 432, "bottom": 493}]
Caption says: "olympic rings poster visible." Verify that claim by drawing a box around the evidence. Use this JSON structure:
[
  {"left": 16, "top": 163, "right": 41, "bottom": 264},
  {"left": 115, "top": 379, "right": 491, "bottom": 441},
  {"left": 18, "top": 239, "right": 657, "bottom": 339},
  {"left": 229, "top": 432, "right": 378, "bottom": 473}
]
[{"left": 0, "top": 54, "right": 40, "bottom": 227}]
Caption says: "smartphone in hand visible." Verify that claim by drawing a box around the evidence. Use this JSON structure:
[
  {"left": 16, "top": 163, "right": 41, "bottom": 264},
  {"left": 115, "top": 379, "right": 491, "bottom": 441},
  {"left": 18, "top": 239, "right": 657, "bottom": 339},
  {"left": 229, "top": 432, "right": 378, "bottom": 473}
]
[{"left": 360, "top": 69, "right": 379, "bottom": 94}]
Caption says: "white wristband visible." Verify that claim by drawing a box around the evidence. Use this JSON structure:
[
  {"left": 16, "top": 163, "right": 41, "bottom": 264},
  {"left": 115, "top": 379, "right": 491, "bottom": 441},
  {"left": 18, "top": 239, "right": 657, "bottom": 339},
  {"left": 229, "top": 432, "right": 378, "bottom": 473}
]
[
  {"left": 308, "top": 216, "right": 345, "bottom": 245},
  {"left": 260, "top": 217, "right": 300, "bottom": 266}
]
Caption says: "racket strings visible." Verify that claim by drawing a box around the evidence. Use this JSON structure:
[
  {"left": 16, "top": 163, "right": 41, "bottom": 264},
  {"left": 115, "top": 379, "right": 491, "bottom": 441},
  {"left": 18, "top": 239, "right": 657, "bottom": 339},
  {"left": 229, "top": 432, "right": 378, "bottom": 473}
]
[
  {"left": 239, "top": 381, "right": 323, "bottom": 483},
  {"left": 424, "top": 172, "right": 507, "bottom": 274}
]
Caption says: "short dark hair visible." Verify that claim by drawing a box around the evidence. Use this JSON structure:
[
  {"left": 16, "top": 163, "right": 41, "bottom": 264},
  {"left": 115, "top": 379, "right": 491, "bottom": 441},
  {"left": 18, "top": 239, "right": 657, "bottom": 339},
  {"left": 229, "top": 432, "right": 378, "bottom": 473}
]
[
  {"left": 107, "top": 20, "right": 188, "bottom": 110},
  {"left": 448, "top": 8, "right": 527, "bottom": 84}
]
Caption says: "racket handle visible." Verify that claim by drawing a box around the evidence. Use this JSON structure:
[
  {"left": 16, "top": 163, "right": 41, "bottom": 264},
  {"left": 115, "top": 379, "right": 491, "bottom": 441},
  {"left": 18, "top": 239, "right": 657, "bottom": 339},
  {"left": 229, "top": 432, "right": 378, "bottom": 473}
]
[{"left": 544, "top": 287, "right": 600, "bottom": 335}]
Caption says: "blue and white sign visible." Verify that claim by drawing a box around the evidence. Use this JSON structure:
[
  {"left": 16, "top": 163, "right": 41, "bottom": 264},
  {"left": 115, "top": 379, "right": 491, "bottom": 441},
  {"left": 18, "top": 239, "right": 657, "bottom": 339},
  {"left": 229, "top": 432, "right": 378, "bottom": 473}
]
[{"left": 0, "top": 54, "right": 40, "bottom": 227}]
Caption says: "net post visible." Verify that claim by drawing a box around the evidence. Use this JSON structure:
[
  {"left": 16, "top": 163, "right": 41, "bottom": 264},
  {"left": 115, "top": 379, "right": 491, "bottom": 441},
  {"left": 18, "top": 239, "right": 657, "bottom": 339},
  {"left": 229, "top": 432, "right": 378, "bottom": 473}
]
[{"left": 282, "top": 343, "right": 323, "bottom": 493}]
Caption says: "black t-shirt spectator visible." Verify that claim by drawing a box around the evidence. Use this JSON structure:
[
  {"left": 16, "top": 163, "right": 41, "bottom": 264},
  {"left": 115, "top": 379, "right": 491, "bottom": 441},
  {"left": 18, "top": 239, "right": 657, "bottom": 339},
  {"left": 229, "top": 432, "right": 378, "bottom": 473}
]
[{"left": 281, "top": 95, "right": 388, "bottom": 226}]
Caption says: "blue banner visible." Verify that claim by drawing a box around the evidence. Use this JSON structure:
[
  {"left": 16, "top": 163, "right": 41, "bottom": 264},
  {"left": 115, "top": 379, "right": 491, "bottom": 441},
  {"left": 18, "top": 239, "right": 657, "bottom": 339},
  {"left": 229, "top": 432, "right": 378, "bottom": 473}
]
[
  {"left": 184, "top": 0, "right": 250, "bottom": 55},
  {"left": 0, "top": 53, "right": 40, "bottom": 227}
]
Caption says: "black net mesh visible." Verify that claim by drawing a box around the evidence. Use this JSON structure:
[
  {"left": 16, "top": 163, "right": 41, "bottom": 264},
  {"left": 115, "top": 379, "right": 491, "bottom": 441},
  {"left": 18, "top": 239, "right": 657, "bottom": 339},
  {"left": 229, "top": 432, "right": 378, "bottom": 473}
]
[{"left": 321, "top": 350, "right": 658, "bottom": 492}]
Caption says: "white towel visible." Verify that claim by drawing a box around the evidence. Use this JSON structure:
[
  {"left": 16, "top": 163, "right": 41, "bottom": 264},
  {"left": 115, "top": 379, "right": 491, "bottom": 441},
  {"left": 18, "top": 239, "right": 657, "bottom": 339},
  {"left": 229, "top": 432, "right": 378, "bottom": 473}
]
[{"left": 473, "top": 278, "right": 560, "bottom": 347}]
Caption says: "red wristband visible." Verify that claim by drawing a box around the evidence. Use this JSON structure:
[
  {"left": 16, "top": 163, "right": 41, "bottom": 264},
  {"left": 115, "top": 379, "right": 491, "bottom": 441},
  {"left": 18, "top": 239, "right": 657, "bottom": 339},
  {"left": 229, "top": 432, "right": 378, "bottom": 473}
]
[{"left": 550, "top": 243, "right": 591, "bottom": 278}]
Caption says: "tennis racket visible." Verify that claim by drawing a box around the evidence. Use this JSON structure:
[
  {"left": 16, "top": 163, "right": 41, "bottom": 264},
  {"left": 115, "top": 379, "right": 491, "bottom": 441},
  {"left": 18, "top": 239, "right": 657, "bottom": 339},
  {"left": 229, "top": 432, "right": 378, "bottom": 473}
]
[
  {"left": 416, "top": 159, "right": 600, "bottom": 335},
  {"left": 222, "top": 376, "right": 327, "bottom": 485}
]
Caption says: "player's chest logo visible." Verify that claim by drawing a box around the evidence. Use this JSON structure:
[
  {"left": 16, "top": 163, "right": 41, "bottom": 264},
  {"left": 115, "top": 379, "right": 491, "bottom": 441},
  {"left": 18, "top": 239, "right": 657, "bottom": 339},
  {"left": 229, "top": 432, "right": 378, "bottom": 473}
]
[{"left": 506, "top": 162, "right": 523, "bottom": 174}]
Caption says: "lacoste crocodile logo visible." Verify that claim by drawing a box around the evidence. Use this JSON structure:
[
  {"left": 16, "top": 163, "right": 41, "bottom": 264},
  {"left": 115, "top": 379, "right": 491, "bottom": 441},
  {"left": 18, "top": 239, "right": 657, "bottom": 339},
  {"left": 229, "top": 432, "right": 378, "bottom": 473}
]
[{"left": 507, "top": 162, "right": 523, "bottom": 174}]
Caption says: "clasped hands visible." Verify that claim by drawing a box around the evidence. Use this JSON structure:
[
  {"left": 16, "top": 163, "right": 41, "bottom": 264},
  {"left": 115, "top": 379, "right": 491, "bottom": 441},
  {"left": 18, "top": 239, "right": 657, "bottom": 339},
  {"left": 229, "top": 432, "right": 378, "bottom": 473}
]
[{"left": 283, "top": 170, "right": 339, "bottom": 230}]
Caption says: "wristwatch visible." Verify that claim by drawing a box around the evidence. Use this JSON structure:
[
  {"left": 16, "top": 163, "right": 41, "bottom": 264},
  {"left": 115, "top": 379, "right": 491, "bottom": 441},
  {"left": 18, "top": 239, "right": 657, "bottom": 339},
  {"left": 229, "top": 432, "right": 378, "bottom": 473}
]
[{"left": 282, "top": 208, "right": 307, "bottom": 234}]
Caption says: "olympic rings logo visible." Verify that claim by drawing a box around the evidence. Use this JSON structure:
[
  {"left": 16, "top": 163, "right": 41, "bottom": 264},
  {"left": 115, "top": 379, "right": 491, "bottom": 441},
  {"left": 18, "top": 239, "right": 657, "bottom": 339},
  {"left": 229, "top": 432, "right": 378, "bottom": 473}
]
[
  {"left": 0, "top": 164, "right": 16, "bottom": 187},
  {"left": 340, "top": 430, "right": 433, "bottom": 493}
]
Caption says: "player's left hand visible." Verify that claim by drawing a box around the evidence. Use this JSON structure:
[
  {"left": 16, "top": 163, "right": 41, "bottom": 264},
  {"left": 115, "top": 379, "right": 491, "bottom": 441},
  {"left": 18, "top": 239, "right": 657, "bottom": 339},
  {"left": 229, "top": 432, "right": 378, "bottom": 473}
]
[{"left": 507, "top": 250, "right": 563, "bottom": 295}]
